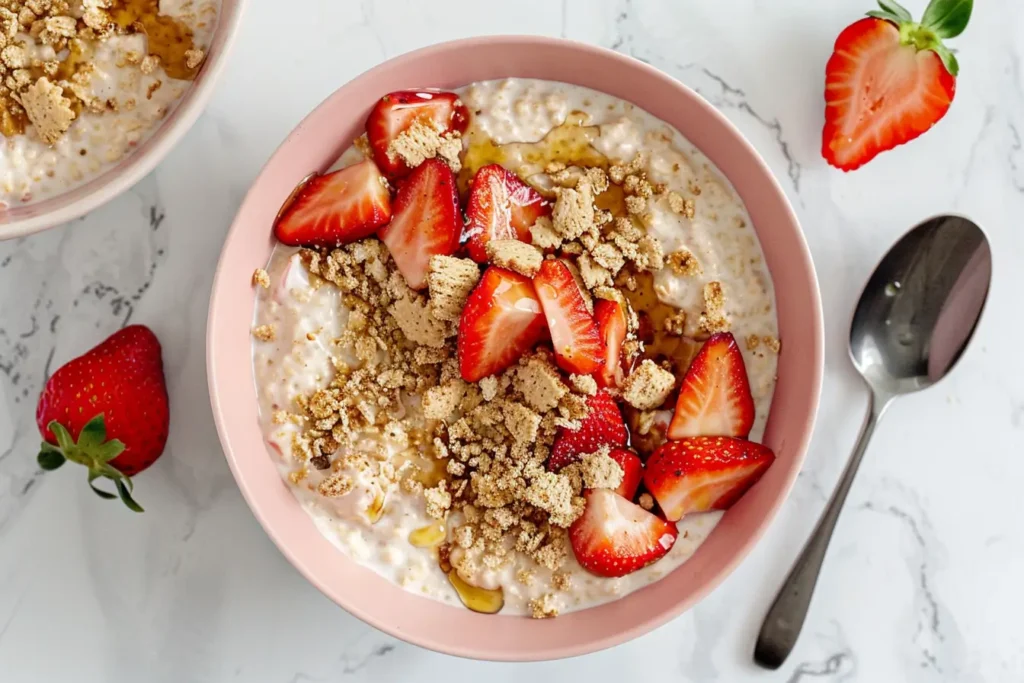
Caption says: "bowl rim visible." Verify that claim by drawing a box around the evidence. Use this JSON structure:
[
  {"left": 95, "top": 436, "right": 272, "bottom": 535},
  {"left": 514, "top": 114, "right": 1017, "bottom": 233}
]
[
  {"left": 207, "top": 34, "right": 824, "bottom": 661},
  {"left": 0, "top": 0, "right": 249, "bottom": 241}
]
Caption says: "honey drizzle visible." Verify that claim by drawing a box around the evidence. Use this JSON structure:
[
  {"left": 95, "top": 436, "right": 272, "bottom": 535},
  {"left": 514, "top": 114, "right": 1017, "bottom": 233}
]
[
  {"left": 364, "top": 492, "right": 385, "bottom": 524},
  {"left": 109, "top": 0, "right": 201, "bottom": 81},
  {"left": 408, "top": 521, "right": 446, "bottom": 548},
  {"left": 446, "top": 571, "right": 504, "bottom": 614},
  {"left": 621, "top": 270, "right": 704, "bottom": 379}
]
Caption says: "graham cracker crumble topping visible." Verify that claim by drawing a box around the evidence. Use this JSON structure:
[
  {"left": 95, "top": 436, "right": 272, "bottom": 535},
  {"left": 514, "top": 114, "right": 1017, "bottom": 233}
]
[
  {"left": 386, "top": 118, "right": 463, "bottom": 172},
  {"left": 745, "top": 334, "right": 760, "bottom": 351},
  {"left": 764, "top": 336, "right": 781, "bottom": 353},
  {"left": 252, "top": 267, "right": 270, "bottom": 289},
  {"left": 529, "top": 593, "right": 560, "bottom": 619},
  {"left": 638, "top": 492, "right": 655, "bottom": 511},
  {"left": 551, "top": 571, "right": 572, "bottom": 592},
  {"left": 667, "top": 190, "right": 696, "bottom": 219},
  {"left": 486, "top": 239, "right": 543, "bottom": 277},
  {"left": 252, "top": 324, "right": 275, "bottom": 341},
  {"left": 18, "top": 76, "right": 72, "bottom": 144},
  {"left": 427, "top": 255, "right": 480, "bottom": 322},
  {"left": 699, "top": 281, "right": 729, "bottom": 334},
  {"left": 569, "top": 373, "right": 597, "bottom": 396},
  {"left": 667, "top": 249, "right": 701, "bottom": 277},
  {"left": 622, "top": 359, "right": 675, "bottom": 410},
  {"left": 573, "top": 446, "right": 624, "bottom": 490},
  {"left": 317, "top": 473, "right": 354, "bottom": 497}
]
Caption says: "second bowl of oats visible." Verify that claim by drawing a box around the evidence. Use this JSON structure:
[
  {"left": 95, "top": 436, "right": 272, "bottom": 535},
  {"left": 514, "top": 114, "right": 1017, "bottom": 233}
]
[{"left": 0, "top": 0, "right": 245, "bottom": 239}]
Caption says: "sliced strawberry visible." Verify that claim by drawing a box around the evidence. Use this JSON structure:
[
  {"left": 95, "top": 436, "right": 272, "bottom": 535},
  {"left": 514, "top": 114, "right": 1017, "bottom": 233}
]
[
  {"left": 643, "top": 436, "right": 775, "bottom": 521},
  {"left": 274, "top": 160, "right": 391, "bottom": 247},
  {"left": 377, "top": 159, "right": 461, "bottom": 290},
  {"left": 608, "top": 447, "right": 643, "bottom": 500},
  {"left": 594, "top": 299, "right": 627, "bottom": 388},
  {"left": 365, "top": 90, "right": 469, "bottom": 179},
  {"left": 569, "top": 488, "right": 678, "bottom": 578},
  {"left": 822, "top": 7, "right": 963, "bottom": 171},
  {"left": 464, "top": 164, "right": 549, "bottom": 263},
  {"left": 548, "top": 390, "right": 628, "bottom": 471},
  {"left": 458, "top": 267, "right": 546, "bottom": 382},
  {"left": 533, "top": 259, "right": 605, "bottom": 375},
  {"left": 667, "top": 332, "right": 754, "bottom": 440}
]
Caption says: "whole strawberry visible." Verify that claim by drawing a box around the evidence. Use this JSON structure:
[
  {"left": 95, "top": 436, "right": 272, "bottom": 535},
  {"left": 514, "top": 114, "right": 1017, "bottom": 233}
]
[
  {"left": 823, "top": 0, "right": 973, "bottom": 170},
  {"left": 36, "top": 325, "right": 169, "bottom": 512}
]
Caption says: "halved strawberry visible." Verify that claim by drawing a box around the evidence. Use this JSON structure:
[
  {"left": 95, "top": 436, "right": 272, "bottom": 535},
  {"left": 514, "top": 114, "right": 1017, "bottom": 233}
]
[
  {"left": 822, "top": 0, "right": 971, "bottom": 171},
  {"left": 464, "top": 164, "right": 549, "bottom": 263},
  {"left": 643, "top": 436, "right": 776, "bottom": 521},
  {"left": 608, "top": 447, "right": 643, "bottom": 500},
  {"left": 667, "top": 332, "right": 754, "bottom": 440},
  {"left": 533, "top": 259, "right": 605, "bottom": 375},
  {"left": 594, "top": 299, "right": 627, "bottom": 388},
  {"left": 378, "top": 159, "right": 461, "bottom": 290},
  {"left": 274, "top": 160, "right": 391, "bottom": 247},
  {"left": 548, "top": 390, "right": 628, "bottom": 471},
  {"left": 569, "top": 488, "right": 678, "bottom": 578},
  {"left": 365, "top": 90, "right": 469, "bottom": 179},
  {"left": 458, "top": 267, "right": 546, "bottom": 382}
]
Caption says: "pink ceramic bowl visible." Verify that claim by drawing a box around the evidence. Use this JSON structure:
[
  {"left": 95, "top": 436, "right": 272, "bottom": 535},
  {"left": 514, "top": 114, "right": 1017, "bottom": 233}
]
[
  {"left": 207, "top": 36, "right": 823, "bottom": 661},
  {"left": 0, "top": 0, "right": 247, "bottom": 240}
]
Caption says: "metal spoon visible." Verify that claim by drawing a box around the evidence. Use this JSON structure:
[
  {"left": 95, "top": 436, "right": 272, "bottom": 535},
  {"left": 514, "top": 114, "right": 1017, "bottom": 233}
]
[{"left": 753, "top": 215, "right": 992, "bottom": 669}]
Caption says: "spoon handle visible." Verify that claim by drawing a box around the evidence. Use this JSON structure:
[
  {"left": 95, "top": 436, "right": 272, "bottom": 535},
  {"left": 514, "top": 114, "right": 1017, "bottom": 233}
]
[{"left": 753, "top": 392, "right": 889, "bottom": 669}]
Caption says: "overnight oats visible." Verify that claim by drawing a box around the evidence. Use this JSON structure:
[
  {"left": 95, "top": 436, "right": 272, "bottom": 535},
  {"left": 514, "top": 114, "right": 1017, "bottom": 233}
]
[
  {"left": 251, "top": 79, "right": 782, "bottom": 618},
  {"left": 0, "top": 0, "right": 218, "bottom": 206}
]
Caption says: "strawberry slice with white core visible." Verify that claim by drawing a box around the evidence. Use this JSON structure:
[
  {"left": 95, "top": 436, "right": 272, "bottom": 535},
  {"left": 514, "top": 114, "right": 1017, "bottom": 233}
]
[
  {"left": 273, "top": 160, "right": 391, "bottom": 247},
  {"left": 608, "top": 447, "right": 643, "bottom": 500},
  {"left": 378, "top": 158, "right": 461, "bottom": 290},
  {"left": 822, "top": 0, "right": 971, "bottom": 171},
  {"left": 667, "top": 332, "right": 754, "bottom": 440},
  {"left": 569, "top": 488, "right": 678, "bottom": 578},
  {"left": 464, "top": 164, "right": 549, "bottom": 263},
  {"left": 458, "top": 267, "right": 546, "bottom": 382},
  {"left": 643, "top": 436, "right": 776, "bottom": 522},
  {"left": 365, "top": 90, "right": 469, "bottom": 179},
  {"left": 594, "top": 298, "right": 627, "bottom": 388},
  {"left": 533, "top": 259, "right": 605, "bottom": 375}
]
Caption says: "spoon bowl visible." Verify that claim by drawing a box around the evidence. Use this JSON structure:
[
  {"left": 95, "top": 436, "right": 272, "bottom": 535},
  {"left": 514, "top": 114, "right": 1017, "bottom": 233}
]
[{"left": 754, "top": 214, "right": 991, "bottom": 669}]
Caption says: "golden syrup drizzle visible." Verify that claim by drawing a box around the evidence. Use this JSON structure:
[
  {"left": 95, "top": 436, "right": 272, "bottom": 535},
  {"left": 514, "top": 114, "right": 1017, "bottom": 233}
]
[
  {"left": 365, "top": 491, "right": 386, "bottom": 524},
  {"left": 446, "top": 571, "right": 504, "bottom": 614},
  {"left": 459, "top": 111, "right": 607, "bottom": 195},
  {"left": 109, "top": 0, "right": 201, "bottom": 81},
  {"left": 622, "top": 270, "right": 703, "bottom": 378},
  {"left": 408, "top": 521, "right": 446, "bottom": 548}
]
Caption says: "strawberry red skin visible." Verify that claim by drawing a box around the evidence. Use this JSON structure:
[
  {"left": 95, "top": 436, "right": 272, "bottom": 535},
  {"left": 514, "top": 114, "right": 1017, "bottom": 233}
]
[
  {"left": 668, "top": 332, "right": 755, "bottom": 440},
  {"left": 643, "top": 436, "right": 775, "bottom": 522},
  {"left": 37, "top": 325, "right": 169, "bottom": 477},
  {"left": 823, "top": 17, "right": 956, "bottom": 171},
  {"left": 549, "top": 390, "right": 628, "bottom": 471},
  {"left": 274, "top": 160, "right": 392, "bottom": 247},
  {"left": 569, "top": 488, "right": 678, "bottom": 578},
  {"left": 594, "top": 299, "right": 627, "bottom": 388},
  {"left": 378, "top": 158, "right": 461, "bottom": 289},
  {"left": 464, "top": 164, "right": 549, "bottom": 263},
  {"left": 458, "top": 267, "right": 546, "bottom": 382},
  {"left": 366, "top": 90, "right": 469, "bottom": 179},
  {"left": 608, "top": 447, "right": 643, "bottom": 500},
  {"left": 533, "top": 259, "right": 605, "bottom": 375}
]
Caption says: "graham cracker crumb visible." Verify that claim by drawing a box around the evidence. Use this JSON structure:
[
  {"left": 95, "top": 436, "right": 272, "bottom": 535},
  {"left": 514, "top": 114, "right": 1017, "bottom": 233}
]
[
  {"left": 664, "top": 309, "right": 687, "bottom": 336},
  {"left": 529, "top": 216, "right": 562, "bottom": 251},
  {"left": 551, "top": 571, "right": 572, "bottom": 591},
  {"left": 252, "top": 324, "right": 275, "bottom": 342},
  {"left": 577, "top": 252, "right": 613, "bottom": 290},
  {"left": 638, "top": 492, "right": 655, "bottom": 510},
  {"left": 19, "top": 76, "right": 74, "bottom": 144},
  {"left": 667, "top": 249, "right": 701, "bottom": 276},
  {"left": 427, "top": 255, "right": 480, "bottom": 322},
  {"left": 516, "top": 568, "right": 535, "bottom": 586},
  {"left": 699, "top": 281, "right": 729, "bottom": 334},
  {"left": 386, "top": 118, "right": 463, "bottom": 172},
  {"left": 625, "top": 195, "right": 647, "bottom": 215},
  {"left": 139, "top": 54, "right": 160, "bottom": 75},
  {"left": 667, "top": 191, "right": 696, "bottom": 219},
  {"left": 569, "top": 374, "right": 597, "bottom": 396},
  {"left": 423, "top": 380, "right": 467, "bottom": 421},
  {"left": 515, "top": 354, "right": 568, "bottom": 412},
  {"left": 424, "top": 481, "right": 452, "bottom": 519},
  {"left": 622, "top": 359, "right": 676, "bottom": 410},
  {"left": 579, "top": 446, "right": 624, "bottom": 490},
  {"left": 478, "top": 375, "right": 499, "bottom": 402},
  {"left": 393, "top": 293, "right": 450, "bottom": 348},
  {"left": 184, "top": 48, "right": 205, "bottom": 70},
  {"left": 504, "top": 401, "right": 542, "bottom": 444},
  {"left": 252, "top": 268, "right": 270, "bottom": 289},
  {"left": 745, "top": 334, "right": 761, "bottom": 351},
  {"left": 530, "top": 593, "right": 560, "bottom": 619},
  {"left": 317, "top": 474, "right": 353, "bottom": 497},
  {"left": 552, "top": 176, "right": 595, "bottom": 241},
  {"left": 764, "top": 335, "right": 781, "bottom": 353},
  {"left": 486, "top": 239, "right": 543, "bottom": 277}
]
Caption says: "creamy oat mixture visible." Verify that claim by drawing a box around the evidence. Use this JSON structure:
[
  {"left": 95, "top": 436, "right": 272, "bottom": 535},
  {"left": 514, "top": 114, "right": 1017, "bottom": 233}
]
[
  {"left": 251, "top": 79, "right": 780, "bottom": 616},
  {"left": 0, "top": 0, "right": 218, "bottom": 207}
]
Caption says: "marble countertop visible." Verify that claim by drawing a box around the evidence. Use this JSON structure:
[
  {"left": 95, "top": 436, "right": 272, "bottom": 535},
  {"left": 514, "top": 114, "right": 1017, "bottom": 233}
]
[{"left": 2, "top": 0, "right": 1023, "bottom": 681}]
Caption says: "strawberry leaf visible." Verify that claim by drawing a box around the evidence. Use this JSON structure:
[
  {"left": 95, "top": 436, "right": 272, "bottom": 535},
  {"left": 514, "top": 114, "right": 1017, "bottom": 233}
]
[
  {"left": 867, "top": 9, "right": 907, "bottom": 24},
  {"left": 876, "top": 0, "right": 912, "bottom": 21},
  {"left": 47, "top": 421, "right": 75, "bottom": 453},
  {"left": 78, "top": 414, "right": 107, "bottom": 449},
  {"left": 921, "top": 0, "right": 972, "bottom": 39},
  {"left": 87, "top": 471, "right": 117, "bottom": 500},
  {"left": 932, "top": 43, "right": 960, "bottom": 76},
  {"left": 37, "top": 444, "right": 66, "bottom": 471},
  {"left": 115, "top": 479, "right": 144, "bottom": 513}
]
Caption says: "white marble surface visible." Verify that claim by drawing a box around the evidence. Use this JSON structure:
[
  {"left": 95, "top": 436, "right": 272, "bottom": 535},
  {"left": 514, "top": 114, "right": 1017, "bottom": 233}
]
[{"left": 1, "top": 0, "right": 1022, "bottom": 680}]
